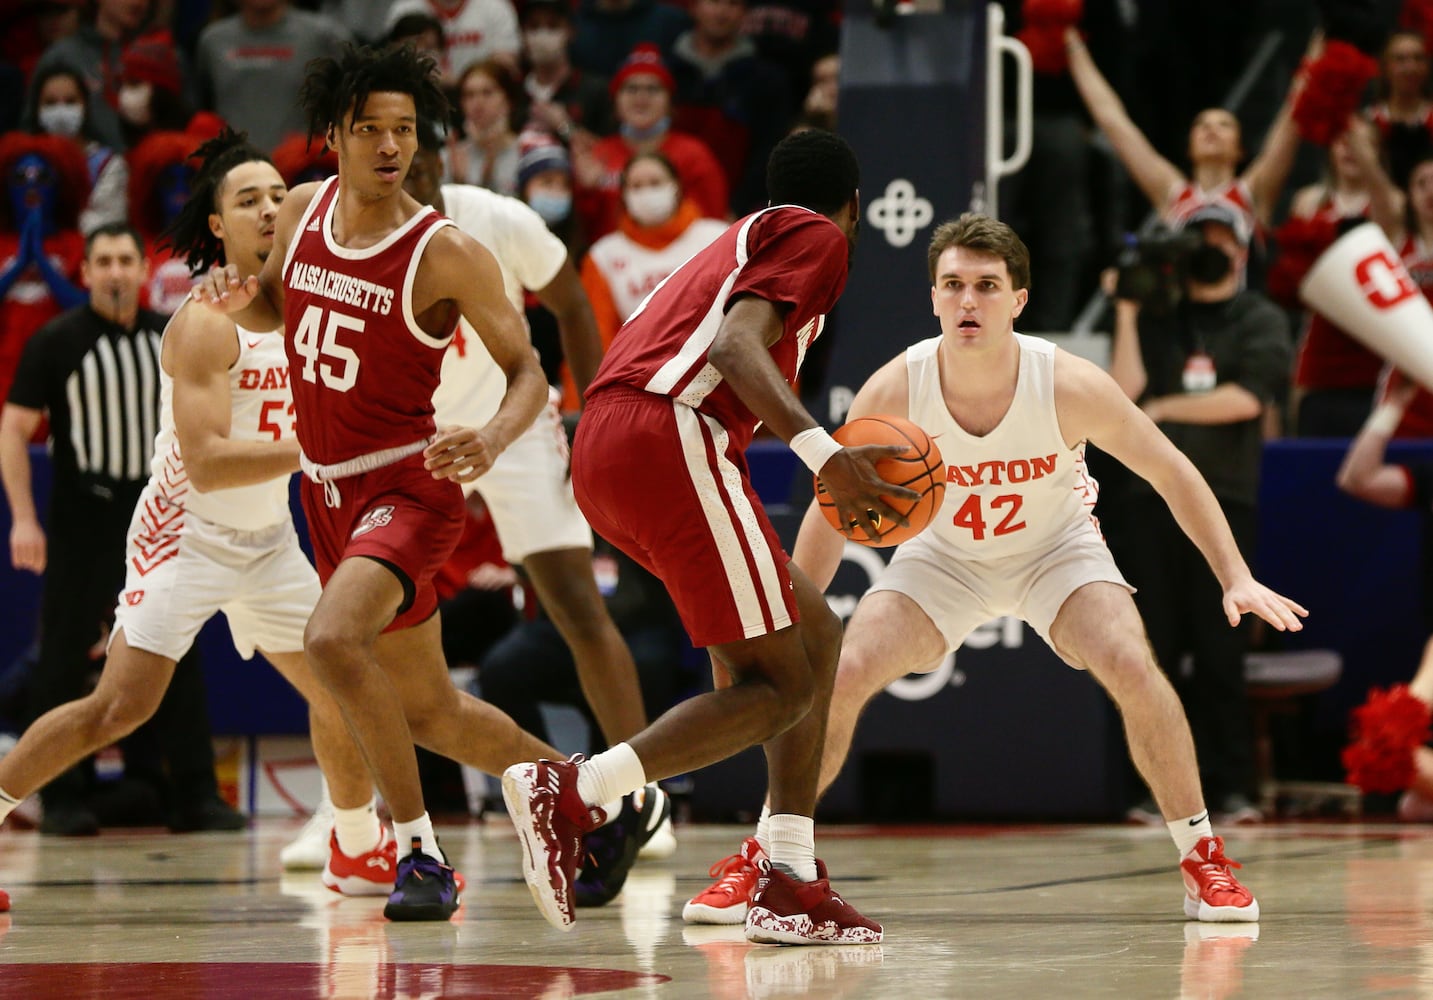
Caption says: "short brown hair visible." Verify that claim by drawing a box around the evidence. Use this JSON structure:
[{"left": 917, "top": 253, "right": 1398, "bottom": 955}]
[{"left": 926, "top": 213, "right": 1031, "bottom": 290}]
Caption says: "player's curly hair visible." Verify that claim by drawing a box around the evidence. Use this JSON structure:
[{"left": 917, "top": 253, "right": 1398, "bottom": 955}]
[
  {"left": 299, "top": 43, "right": 449, "bottom": 146},
  {"left": 159, "top": 128, "right": 272, "bottom": 274},
  {"left": 765, "top": 128, "right": 859, "bottom": 216},
  {"left": 927, "top": 213, "right": 1032, "bottom": 291}
]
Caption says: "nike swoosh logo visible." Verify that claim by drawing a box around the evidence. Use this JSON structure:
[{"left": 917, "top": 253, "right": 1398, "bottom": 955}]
[
  {"left": 245, "top": 337, "right": 264, "bottom": 349},
  {"left": 1188, "top": 811, "right": 1209, "bottom": 826}
]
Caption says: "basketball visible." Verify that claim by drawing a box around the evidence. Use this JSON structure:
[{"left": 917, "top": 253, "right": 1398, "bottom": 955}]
[{"left": 814, "top": 415, "right": 945, "bottom": 547}]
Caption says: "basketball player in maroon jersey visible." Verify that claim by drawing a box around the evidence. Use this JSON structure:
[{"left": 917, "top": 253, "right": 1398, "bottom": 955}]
[
  {"left": 193, "top": 45, "right": 555, "bottom": 921},
  {"left": 501, "top": 129, "right": 914, "bottom": 943}
]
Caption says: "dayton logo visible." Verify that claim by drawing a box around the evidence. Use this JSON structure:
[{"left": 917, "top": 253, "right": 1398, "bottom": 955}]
[
  {"left": 868, "top": 179, "right": 934, "bottom": 249},
  {"left": 351, "top": 505, "right": 396, "bottom": 538}
]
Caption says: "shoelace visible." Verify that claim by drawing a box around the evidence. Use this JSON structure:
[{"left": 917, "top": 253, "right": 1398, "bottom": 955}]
[
  {"left": 1192, "top": 841, "right": 1244, "bottom": 895},
  {"left": 704, "top": 853, "right": 758, "bottom": 897}
]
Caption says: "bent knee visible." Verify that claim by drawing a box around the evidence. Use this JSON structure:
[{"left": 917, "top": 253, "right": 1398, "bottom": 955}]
[{"left": 92, "top": 691, "right": 158, "bottom": 741}]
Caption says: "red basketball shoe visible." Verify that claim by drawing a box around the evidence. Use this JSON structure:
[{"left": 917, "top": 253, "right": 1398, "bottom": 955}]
[
  {"left": 322, "top": 827, "right": 397, "bottom": 897},
  {"left": 1181, "top": 836, "right": 1260, "bottom": 922},
  {"left": 502, "top": 756, "right": 606, "bottom": 931},
  {"left": 683, "top": 836, "right": 766, "bottom": 925},
  {"left": 744, "top": 859, "right": 883, "bottom": 945}
]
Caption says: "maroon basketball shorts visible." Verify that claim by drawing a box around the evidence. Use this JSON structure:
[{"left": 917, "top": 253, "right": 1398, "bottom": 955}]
[
  {"left": 300, "top": 453, "right": 465, "bottom": 632},
  {"left": 573, "top": 388, "right": 799, "bottom": 647}
]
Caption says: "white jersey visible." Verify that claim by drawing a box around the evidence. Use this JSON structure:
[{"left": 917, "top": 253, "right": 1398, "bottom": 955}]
[
  {"left": 149, "top": 311, "right": 294, "bottom": 532},
  {"left": 907, "top": 333, "right": 1100, "bottom": 561},
  {"left": 585, "top": 217, "right": 729, "bottom": 323},
  {"left": 430, "top": 183, "right": 567, "bottom": 428}
]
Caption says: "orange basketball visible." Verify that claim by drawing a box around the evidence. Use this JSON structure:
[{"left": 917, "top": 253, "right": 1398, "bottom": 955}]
[{"left": 814, "top": 415, "right": 945, "bottom": 547}]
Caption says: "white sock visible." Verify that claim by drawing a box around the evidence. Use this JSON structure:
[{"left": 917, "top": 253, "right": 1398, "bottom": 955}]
[
  {"left": 767, "top": 813, "right": 817, "bottom": 882},
  {"left": 0, "top": 786, "right": 18, "bottom": 825},
  {"left": 1169, "top": 808, "right": 1214, "bottom": 859},
  {"left": 575, "top": 743, "right": 647, "bottom": 814},
  {"left": 393, "top": 813, "right": 444, "bottom": 863},
  {"left": 755, "top": 804, "right": 772, "bottom": 855},
  {"left": 333, "top": 797, "right": 381, "bottom": 857}
]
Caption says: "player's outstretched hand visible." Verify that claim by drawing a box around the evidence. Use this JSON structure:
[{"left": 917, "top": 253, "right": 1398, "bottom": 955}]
[
  {"left": 190, "top": 264, "right": 260, "bottom": 313},
  {"left": 425, "top": 425, "right": 496, "bottom": 483},
  {"left": 818, "top": 444, "right": 921, "bottom": 543},
  {"left": 1222, "top": 576, "right": 1309, "bottom": 632}
]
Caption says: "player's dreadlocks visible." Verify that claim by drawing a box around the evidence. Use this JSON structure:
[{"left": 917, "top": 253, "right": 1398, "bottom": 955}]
[
  {"left": 299, "top": 43, "right": 449, "bottom": 147},
  {"left": 766, "top": 129, "right": 860, "bottom": 217},
  {"left": 160, "top": 128, "right": 272, "bottom": 274}
]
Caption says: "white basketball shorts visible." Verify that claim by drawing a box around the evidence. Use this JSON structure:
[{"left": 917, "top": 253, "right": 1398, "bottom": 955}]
[
  {"left": 869, "top": 519, "right": 1133, "bottom": 657},
  {"left": 113, "top": 487, "right": 321, "bottom": 662},
  {"left": 465, "top": 394, "right": 593, "bottom": 563}
]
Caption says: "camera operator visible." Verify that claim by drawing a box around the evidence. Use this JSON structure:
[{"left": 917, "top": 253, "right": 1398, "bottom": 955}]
[{"left": 1107, "top": 203, "right": 1292, "bottom": 825}]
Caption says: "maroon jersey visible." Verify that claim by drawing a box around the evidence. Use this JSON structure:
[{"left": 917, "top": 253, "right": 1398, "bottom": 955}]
[
  {"left": 585, "top": 205, "right": 848, "bottom": 452},
  {"left": 281, "top": 176, "right": 458, "bottom": 466}
]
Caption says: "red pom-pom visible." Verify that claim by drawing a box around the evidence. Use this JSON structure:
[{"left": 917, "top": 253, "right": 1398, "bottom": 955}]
[
  {"left": 1343, "top": 684, "right": 1433, "bottom": 793},
  {"left": 1023, "top": 0, "right": 1082, "bottom": 27},
  {"left": 1018, "top": 23, "right": 1070, "bottom": 75},
  {"left": 1266, "top": 214, "right": 1339, "bottom": 308},
  {"left": 1293, "top": 40, "right": 1380, "bottom": 146}
]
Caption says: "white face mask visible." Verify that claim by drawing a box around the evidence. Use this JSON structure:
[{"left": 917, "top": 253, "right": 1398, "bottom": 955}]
[
  {"left": 117, "top": 82, "right": 152, "bottom": 126},
  {"left": 624, "top": 182, "right": 678, "bottom": 226},
  {"left": 38, "top": 103, "right": 84, "bottom": 138},
  {"left": 524, "top": 28, "right": 567, "bottom": 64}
]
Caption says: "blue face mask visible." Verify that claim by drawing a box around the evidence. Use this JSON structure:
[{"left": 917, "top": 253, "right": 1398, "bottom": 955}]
[
  {"left": 529, "top": 191, "right": 572, "bottom": 225},
  {"left": 8, "top": 153, "right": 58, "bottom": 233},
  {"left": 619, "top": 116, "right": 670, "bottom": 144}
]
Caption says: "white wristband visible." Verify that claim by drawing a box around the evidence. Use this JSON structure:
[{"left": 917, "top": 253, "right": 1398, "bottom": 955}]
[
  {"left": 790, "top": 426, "right": 843, "bottom": 474},
  {"left": 1366, "top": 403, "right": 1403, "bottom": 437}
]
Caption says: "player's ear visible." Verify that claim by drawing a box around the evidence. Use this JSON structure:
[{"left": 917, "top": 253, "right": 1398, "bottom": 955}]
[
  {"left": 1012, "top": 287, "right": 1029, "bottom": 318},
  {"left": 208, "top": 213, "right": 224, "bottom": 242}
]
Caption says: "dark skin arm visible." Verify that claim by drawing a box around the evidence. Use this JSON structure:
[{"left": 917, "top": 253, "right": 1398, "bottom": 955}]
[{"left": 707, "top": 295, "right": 917, "bottom": 540}]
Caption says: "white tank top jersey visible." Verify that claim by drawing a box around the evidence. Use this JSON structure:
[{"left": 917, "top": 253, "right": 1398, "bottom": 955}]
[
  {"left": 149, "top": 315, "right": 294, "bottom": 532},
  {"left": 906, "top": 332, "right": 1101, "bottom": 560},
  {"left": 429, "top": 184, "right": 567, "bottom": 429}
]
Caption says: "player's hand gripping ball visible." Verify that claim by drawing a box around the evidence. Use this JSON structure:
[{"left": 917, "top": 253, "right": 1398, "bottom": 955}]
[{"left": 815, "top": 415, "right": 945, "bottom": 547}]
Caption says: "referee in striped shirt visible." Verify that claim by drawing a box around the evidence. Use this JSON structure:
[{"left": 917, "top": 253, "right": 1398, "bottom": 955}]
[{"left": 0, "top": 222, "right": 238, "bottom": 836}]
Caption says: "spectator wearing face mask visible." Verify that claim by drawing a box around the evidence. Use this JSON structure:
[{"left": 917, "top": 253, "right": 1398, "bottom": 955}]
[
  {"left": 115, "top": 35, "right": 192, "bottom": 151},
  {"left": 514, "top": 132, "right": 588, "bottom": 381},
  {"left": 573, "top": 44, "right": 728, "bottom": 240},
  {"left": 574, "top": 150, "right": 725, "bottom": 408},
  {"left": 520, "top": 0, "right": 616, "bottom": 145},
  {"left": 21, "top": 63, "right": 129, "bottom": 234}
]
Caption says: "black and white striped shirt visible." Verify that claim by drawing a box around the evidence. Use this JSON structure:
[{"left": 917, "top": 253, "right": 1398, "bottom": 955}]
[{"left": 9, "top": 305, "right": 166, "bottom": 490}]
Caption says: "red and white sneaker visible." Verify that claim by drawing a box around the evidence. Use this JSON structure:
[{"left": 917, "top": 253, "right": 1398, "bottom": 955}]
[
  {"left": 744, "top": 859, "right": 883, "bottom": 945},
  {"left": 683, "top": 836, "right": 766, "bottom": 925},
  {"left": 501, "top": 756, "right": 606, "bottom": 931},
  {"left": 322, "top": 827, "right": 397, "bottom": 897},
  {"left": 1181, "top": 836, "right": 1259, "bottom": 922}
]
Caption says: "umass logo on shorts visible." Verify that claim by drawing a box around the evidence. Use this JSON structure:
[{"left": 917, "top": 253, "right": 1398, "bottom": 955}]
[{"left": 352, "top": 505, "right": 396, "bottom": 539}]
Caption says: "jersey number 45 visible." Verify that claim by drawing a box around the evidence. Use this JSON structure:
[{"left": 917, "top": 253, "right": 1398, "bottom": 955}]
[{"left": 293, "top": 305, "right": 361, "bottom": 392}]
